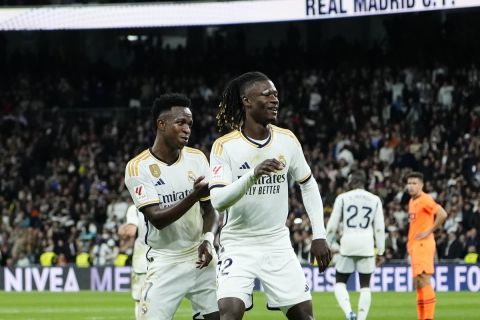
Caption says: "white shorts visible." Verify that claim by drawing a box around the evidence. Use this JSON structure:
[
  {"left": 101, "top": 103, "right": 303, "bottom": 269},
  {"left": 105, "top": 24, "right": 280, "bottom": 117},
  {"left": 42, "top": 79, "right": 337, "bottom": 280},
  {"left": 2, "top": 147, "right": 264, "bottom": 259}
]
[
  {"left": 138, "top": 252, "right": 218, "bottom": 320},
  {"left": 217, "top": 246, "right": 311, "bottom": 309},
  {"left": 131, "top": 272, "right": 146, "bottom": 301},
  {"left": 335, "top": 255, "right": 375, "bottom": 274}
]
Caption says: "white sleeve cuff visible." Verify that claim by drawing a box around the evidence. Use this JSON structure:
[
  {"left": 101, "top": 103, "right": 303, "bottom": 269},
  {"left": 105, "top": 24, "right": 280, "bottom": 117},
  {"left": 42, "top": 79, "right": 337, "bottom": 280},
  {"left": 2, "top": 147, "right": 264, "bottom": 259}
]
[{"left": 203, "top": 232, "right": 215, "bottom": 246}]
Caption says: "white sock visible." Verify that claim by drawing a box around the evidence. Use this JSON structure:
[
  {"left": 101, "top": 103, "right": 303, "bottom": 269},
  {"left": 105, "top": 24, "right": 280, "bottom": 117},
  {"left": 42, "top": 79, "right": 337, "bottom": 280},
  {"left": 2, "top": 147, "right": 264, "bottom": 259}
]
[
  {"left": 334, "top": 282, "right": 352, "bottom": 318},
  {"left": 135, "top": 301, "right": 140, "bottom": 319},
  {"left": 357, "top": 287, "right": 371, "bottom": 320}
]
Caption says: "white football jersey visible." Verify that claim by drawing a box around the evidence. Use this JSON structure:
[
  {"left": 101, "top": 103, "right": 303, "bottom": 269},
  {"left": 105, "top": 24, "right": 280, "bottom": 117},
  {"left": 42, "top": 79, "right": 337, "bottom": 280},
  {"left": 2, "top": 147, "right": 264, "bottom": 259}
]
[
  {"left": 326, "top": 188, "right": 385, "bottom": 256},
  {"left": 125, "top": 147, "right": 210, "bottom": 257},
  {"left": 210, "top": 125, "right": 311, "bottom": 249},
  {"left": 125, "top": 204, "right": 148, "bottom": 273}
]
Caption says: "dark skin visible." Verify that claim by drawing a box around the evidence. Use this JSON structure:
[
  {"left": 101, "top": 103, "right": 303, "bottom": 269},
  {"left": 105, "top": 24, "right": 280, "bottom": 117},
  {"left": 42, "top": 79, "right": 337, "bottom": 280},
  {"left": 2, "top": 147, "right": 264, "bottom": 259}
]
[
  {"left": 218, "top": 80, "right": 331, "bottom": 320},
  {"left": 141, "top": 106, "right": 218, "bottom": 319},
  {"left": 336, "top": 272, "right": 372, "bottom": 288}
]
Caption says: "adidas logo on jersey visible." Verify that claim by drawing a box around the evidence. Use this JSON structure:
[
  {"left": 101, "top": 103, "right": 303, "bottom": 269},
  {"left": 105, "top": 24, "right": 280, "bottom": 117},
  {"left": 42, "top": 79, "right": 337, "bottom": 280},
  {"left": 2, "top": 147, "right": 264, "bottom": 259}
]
[
  {"left": 155, "top": 178, "right": 165, "bottom": 186},
  {"left": 239, "top": 162, "right": 251, "bottom": 169}
]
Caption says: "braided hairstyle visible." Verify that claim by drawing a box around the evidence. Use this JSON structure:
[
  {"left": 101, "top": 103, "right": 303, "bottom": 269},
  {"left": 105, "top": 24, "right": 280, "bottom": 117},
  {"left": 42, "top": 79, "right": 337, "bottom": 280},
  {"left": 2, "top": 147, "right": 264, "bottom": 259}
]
[{"left": 217, "top": 71, "right": 270, "bottom": 133}]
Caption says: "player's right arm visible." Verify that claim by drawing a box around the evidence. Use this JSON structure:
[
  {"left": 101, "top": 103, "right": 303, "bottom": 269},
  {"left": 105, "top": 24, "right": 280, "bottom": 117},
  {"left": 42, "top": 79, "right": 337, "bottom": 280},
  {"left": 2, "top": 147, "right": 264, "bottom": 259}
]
[
  {"left": 208, "top": 137, "right": 283, "bottom": 211},
  {"left": 125, "top": 162, "right": 209, "bottom": 230},
  {"left": 209, "top": 148, "right": 245, "bottom": 212},
  {"left": 326, "top": 195, "right": 343, "bottom": 246},
  {"left": 209, "top": 158, "right": 283, "bottom": 211}
]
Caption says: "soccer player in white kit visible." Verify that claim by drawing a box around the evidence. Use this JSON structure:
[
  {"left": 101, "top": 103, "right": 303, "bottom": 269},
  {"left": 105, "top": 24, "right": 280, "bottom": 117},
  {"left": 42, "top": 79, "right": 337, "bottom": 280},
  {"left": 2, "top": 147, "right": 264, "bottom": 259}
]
[
  {"left": 124, "top": 93, "right": 219, "bottom": 320},
  {"left": 209, "top": 72, "right": 332, "bottom": 320},
  {"left": 118, "top": 204, "right": 148, "bottom": 319},
  {"left": 326, "top": 171, "right": 385, "bottom": 320}
]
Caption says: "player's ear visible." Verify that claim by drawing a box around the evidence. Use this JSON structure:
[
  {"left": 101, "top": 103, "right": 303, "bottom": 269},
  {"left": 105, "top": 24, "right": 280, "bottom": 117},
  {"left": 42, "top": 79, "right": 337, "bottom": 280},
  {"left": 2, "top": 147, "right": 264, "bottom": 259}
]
[
  {"left": 157, "top": 118, "right": 166, "bottom": 131},
  {"left": 241, "top": 96, "right": 251, "bottom": 108}
]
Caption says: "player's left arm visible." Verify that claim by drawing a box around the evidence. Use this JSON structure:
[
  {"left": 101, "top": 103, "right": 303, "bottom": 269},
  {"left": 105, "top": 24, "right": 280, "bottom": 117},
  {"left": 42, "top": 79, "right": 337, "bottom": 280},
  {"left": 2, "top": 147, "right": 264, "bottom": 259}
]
[
  {"left": 290, "top": 135, "right": 331, "bottom": 272},
  {"left": 415, "top": 205, "right": 448, "bottom": 240},
  {"left": 300, "top": 176, "right": 332, "bottom": 272},
  {"left": 197, "top": 155, "right": 217, "bottom": 269},
  {"left": 326, "top": 196, "right": 342, "bottom": 246},
  {"left": 373, "top": 198, "right": 386, "bottom": 256},
  {"left": 196, "top": 200, "right": 216, "bottom": 269}
]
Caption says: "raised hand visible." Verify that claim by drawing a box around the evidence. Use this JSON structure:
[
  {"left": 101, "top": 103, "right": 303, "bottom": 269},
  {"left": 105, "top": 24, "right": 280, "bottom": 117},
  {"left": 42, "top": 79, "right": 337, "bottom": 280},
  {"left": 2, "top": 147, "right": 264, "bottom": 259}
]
[{"left": 193, "top": 176, "right": 209, "bottom": 199}]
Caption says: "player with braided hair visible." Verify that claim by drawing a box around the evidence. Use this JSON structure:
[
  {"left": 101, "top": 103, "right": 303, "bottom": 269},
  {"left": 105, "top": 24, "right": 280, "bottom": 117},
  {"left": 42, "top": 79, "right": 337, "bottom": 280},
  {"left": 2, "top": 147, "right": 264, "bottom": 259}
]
[
  {"left": 209, "top": 71, "right": 331, "bottom": 320},
  {"left": 216, "top": 71, "right": 271, "bottom": 133}
]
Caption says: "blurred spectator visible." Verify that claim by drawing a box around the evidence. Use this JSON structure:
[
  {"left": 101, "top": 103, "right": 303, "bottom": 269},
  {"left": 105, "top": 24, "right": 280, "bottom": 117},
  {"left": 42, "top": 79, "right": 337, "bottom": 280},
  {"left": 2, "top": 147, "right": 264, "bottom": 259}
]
[
  {"left": 0, "top": 30, "right": 479, "bottom": 267},
  {"left": 444, "top": 231, "right": 464, "bottom": 261},
  {"left": 76, "top": 249, "right": 92, "bottom": 268},
  {"left": 464, "top": 245, "right": 478, "bottom": 264},
  {"left": 39, "top": 251, "right": 56, "bottom": 267}
]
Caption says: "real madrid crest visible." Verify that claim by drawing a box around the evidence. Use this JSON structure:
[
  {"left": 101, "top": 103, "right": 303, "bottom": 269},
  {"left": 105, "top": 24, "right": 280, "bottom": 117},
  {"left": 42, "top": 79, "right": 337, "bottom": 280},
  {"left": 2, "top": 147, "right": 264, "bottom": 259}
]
[
  {"left": 149, "top": 164, "right": 161, "bottom": 178},
  {"left": 278, "top": 155, "right": 287, "bottom": 167},
  {"left": 187, "top": 170, "right": 196, "bottom": 183}
]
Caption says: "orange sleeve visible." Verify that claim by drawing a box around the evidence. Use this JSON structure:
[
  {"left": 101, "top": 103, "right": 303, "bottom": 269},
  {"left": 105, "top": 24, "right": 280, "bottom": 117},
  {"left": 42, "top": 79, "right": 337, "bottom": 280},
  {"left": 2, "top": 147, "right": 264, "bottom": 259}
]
[{"left": 422, "top": 195, "right": 440, "bottom": 216}]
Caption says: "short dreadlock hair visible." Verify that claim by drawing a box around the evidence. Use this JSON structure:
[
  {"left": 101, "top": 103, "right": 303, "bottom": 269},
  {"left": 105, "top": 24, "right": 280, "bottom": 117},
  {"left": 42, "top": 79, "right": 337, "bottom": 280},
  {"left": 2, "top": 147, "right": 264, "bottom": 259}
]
[{"left": 216, "top": 71, "right": 270, "bottom": 133}]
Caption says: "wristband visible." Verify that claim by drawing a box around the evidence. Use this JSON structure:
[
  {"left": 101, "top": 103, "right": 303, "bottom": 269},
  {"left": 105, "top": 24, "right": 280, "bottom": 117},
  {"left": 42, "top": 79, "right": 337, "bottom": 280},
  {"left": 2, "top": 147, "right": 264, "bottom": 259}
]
[{"left": 203, "top": 232, "right": 215, "bottom": 246}]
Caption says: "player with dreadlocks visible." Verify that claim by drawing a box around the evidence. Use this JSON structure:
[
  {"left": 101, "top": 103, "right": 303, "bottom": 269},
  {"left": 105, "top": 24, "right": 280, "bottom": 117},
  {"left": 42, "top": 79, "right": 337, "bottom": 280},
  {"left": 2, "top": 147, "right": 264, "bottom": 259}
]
[
  {"left": 209, "top": 71, "right": 332, "bottom": 320},
  {"left": 216, "top": 71, "right": 271, "bottom": 133}
]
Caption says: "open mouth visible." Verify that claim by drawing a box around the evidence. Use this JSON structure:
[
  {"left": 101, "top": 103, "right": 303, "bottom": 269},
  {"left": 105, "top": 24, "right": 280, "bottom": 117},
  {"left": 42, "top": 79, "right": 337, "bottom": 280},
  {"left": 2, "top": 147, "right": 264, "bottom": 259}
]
[{"left": 267, "top": 106, "right": 278, "bottom": 115}]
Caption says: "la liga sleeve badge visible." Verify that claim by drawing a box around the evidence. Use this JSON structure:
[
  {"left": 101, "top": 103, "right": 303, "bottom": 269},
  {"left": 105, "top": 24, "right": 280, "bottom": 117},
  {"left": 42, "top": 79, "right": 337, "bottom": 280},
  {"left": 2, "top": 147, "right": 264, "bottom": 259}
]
[{"left": 134, "top": 184, "right": 147, "bottom": 201}]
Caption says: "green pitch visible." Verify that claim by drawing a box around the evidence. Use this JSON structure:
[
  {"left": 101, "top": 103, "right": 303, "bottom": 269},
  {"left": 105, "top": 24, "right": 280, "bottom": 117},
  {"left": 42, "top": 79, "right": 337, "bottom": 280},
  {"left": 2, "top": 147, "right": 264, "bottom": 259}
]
[{"left": 0, "top": 291, "right": 477, "bottom": 319}]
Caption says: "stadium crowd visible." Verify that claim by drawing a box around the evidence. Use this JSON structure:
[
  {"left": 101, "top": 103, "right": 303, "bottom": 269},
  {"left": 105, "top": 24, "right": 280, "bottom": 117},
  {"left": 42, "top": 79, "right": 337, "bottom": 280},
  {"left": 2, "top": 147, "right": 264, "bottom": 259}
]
[{"left": 1, "top": 34, "right": 480, "bottom": 268}]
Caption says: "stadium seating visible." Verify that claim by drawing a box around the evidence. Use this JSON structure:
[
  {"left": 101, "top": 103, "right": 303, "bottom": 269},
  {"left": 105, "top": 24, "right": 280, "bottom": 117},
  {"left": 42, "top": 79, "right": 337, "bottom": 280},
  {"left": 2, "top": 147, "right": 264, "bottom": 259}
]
[{"left": 0, "top": 31, "right": 479, "bottom": 268}]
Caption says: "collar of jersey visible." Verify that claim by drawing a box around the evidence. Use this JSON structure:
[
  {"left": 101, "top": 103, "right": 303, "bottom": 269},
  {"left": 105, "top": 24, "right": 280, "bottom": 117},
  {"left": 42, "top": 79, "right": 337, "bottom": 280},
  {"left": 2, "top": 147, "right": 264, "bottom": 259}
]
[
  {"left": 148, "top": 147, "right": 183, "bottom": 166},
  {"left": 411, "top": 191, "right": 426, "bottom": 202},
  {"left": 239, "top": 126, "right": 273, "bottom": 149}
]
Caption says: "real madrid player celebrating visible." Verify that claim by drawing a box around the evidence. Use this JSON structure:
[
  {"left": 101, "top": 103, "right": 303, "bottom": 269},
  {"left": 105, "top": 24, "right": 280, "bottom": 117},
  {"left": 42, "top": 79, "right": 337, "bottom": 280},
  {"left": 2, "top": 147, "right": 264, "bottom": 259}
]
[
  {"left": 124, "top": 93, "right": 219, "bottom": 320},
  {"left": 210, "top": 72, "right": 332, "bottom": 320}
]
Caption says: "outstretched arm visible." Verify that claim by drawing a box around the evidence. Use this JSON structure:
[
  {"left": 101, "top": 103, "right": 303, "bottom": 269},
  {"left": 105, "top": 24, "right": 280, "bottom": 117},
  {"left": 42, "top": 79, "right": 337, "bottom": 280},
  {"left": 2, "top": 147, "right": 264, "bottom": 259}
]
[
  {"left": 210, "top": 158, "right": 284, "bottom": 211},
  {"left": 210, "top": 170, "right": 256, "bottom": 212}
]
